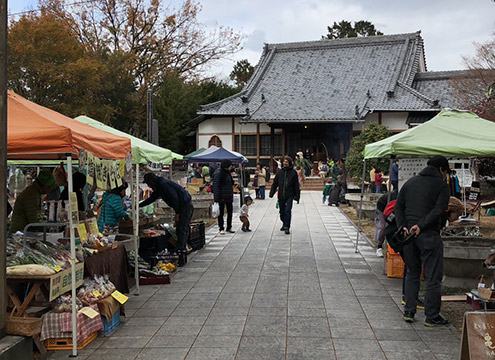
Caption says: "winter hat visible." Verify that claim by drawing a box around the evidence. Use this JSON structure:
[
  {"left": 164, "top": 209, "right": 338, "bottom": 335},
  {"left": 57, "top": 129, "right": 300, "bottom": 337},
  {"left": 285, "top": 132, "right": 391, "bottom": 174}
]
[
  {"left": 221, "top": 159, "right": 232, "bottom": 169},
  {"left": 427, "top": 155, "right": 451, "bottom": 174},
  {"left": 36, "top": 171, "right": 55, "bottom": 186}
]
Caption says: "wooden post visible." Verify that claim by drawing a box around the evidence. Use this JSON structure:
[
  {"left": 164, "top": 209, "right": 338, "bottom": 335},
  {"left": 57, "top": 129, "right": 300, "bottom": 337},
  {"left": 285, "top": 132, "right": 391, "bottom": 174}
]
[
  {"left": 270, "top": 126, "right": 275, "bottom": 173},
  {"left": 0, "top": 0, "right": 7, "bottom": 339}
]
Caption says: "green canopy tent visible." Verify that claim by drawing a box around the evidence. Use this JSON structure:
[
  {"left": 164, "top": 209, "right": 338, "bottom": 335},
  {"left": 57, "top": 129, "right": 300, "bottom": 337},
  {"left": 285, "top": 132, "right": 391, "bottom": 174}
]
[
  {"left": 75, "top": 116, "right": 182, "bottom": 165},
  {"left": 75, "top": 115, "right": 183, "bottom": 295},
  {"left": 353, "top": 109, "right": 495, "bottom": 252},
  {"left": 364, "top": 109, "right": 495, "bottom": 159},
  {"left": 184, "top": 147, "right": 206, "bottom": 159}
]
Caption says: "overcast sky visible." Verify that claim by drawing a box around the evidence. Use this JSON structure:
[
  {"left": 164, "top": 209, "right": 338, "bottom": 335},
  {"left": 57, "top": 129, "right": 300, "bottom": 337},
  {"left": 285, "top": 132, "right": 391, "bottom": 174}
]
[{"left": 9, "top": 0, "right": 495, "bottom": 81}]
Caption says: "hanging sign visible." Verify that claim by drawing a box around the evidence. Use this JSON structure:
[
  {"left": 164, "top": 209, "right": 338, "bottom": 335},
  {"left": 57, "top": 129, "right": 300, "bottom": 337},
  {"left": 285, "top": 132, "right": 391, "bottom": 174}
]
[
  {"left": 77, "top": 223, "right": 88, "bottom": 242},
  {"left": 86, "top": 153, "right": 95, "bottom": 186},
  {"left": 88, "top": 218, "right": 99, "bottom": 236},
  {"left": 69, "top": 192, "right": 79, "bottom": 224},
  {"left": 125, "top": 152, "right": 132, "bottom": 172},
  {"left": 78, "top": 148, "right": 87, "bottom": 171}
]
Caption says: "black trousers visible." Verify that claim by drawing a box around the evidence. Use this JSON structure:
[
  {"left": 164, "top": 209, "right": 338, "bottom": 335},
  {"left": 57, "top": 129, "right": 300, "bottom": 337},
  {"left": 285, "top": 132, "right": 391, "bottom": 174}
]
[
  {"left": 402, "top": 229, "right": 443, "bottom": 319},
  {"left": 176, "top": 201, "right": 194, "bottom": 251},
  {"left": 218, "top": 200, "right": 233, "bottom": 231}
]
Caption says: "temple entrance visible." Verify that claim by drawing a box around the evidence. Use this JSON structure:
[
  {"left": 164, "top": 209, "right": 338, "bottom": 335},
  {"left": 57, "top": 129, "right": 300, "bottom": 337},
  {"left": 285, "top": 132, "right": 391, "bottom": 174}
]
[{"left": 282, "top": 123, "right": 351, "bottom": 162}]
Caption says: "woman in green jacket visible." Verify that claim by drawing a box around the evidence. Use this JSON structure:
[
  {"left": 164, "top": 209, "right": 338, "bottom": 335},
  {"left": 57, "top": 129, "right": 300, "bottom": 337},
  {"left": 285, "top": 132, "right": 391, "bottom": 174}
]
[{"left": 97, "top": 182, "right": 128, "bottom": 233}]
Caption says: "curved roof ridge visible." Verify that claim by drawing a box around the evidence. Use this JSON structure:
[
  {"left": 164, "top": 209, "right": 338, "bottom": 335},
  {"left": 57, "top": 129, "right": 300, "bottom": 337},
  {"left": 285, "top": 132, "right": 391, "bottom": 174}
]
[
  {"left": 265, "top": 31, "right": 421, "bottom": 51},
  {"left": 397, "top": 81, "right": 436, "bottom": 105},
  {"left": 414, "top": 70, "right": 471, "bottom": 79}
]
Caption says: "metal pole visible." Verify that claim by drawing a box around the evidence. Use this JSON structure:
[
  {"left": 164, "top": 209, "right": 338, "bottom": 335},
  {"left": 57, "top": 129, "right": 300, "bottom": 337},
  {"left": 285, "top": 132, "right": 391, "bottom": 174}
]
[
  {"left": 146, "top": 89, "right": 153, "bottom": 143},
  {"left": 0, "top": 0, "right": 7, "bottom": 339},
  {"left": 355, "top": 159, "right": 366, "bottom": 253},
  {"left": 134, "top": 164, "right": 140, "bottom": 295},
  {"left": 67, "top": 155, "right": 78, "bottom": 356}
]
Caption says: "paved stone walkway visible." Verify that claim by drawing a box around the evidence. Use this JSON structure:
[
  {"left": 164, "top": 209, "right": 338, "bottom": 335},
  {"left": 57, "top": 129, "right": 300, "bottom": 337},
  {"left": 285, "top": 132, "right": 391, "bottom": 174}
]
[{"left": 48, "top": 191, "right": 460, "bottom": 360}]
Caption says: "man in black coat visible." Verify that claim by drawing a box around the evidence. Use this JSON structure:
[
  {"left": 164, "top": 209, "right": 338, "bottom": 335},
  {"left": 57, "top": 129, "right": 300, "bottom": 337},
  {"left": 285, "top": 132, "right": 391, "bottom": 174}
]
[
  {"left": 140, "top": 173, "right": 194, "bottom": 266},
  {"left": 395, "top": 156, "right": 450, "bottom": 326},
  {"left": 269, "top": 156, "right": 300, "bottom": 234},
  {"left": 212, "top": 159, "right": 235, "bottom": 235}
]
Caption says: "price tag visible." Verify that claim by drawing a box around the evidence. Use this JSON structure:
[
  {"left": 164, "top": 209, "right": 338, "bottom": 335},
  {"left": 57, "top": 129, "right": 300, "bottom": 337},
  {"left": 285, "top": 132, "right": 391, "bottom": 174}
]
[
  {"left": 77, "top": 223, "right": 88, "bottom": 242},
  {"left": 87, "top": 248, "right": 98, "bottom": 254},
  {"left": 92, "top": 289, "right": 101, "bottom": 297},
  {"left": 79, "top": 306, "right": 99, "bottom": 319},
  {"left": 53, "top": 265, "right": 61, "bottom": 272},
  {"left": 88, "top": 218, "right": 99, "bottom": 235},
  {"left": 111, "top": 290, "right": 129, "bottom": 304}
]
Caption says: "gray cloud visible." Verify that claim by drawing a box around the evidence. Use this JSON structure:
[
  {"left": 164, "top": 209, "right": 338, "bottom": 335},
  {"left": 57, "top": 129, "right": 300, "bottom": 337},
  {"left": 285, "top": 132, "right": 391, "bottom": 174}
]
[{"left": 244, "top": 29, "right": 267, "bottom": 51}]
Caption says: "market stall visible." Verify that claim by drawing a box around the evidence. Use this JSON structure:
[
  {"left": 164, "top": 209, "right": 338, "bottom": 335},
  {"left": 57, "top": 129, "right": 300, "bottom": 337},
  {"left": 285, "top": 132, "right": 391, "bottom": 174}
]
[
  {"left": 75, "top": 115, "right": 184, "bottom": 294},
  {"left": 354, "top": 109, "right": 495, "bottom": 251},
  {"left": 7, "top": 91, "right": 131, "bottom": 355}
]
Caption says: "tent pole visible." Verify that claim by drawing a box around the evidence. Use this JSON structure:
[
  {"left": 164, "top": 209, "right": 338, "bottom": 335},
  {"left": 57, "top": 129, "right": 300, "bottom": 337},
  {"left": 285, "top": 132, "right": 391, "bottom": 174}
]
[
  {"left": 355, "top": 158, "right": 366, "bottom": 253},
  {"left": 67, "top": 155, "right": 78, "bottom": 356},
  {"left": 134, "top": 164, "right": 140, "bottom": 295},
  {"left": 462, "top": 162, "right": 466, "bottom": 216}
]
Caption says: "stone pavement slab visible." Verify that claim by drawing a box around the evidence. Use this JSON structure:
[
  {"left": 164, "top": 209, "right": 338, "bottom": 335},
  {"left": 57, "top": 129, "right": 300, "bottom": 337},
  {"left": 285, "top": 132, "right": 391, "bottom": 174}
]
[{"left": 48, "top": 191, "right": 460, "bottom": 359}]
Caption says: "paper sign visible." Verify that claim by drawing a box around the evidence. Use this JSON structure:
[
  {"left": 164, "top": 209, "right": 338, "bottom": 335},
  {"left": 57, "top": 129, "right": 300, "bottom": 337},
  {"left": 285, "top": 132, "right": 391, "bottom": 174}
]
[
  {"left": 53, "top": 265, "right": 61, "bottom": 272},
  {"left": 111, "top": 290, "right": 129, "bottom": 304},
  {"left": 69, "top": 192, "right": 79, "bottom": 224},
  {"left": 49, "top": 262, "right": 84, "bottom": 301},
  {"left": 87, "top": 248, "right": 98, "bottom": 254},
  {"left": 88, "top": 218, "right": 99, "bottom": 235},
  {"left": 77, "top": 223, "right": 88, "bottom": 242},
  {"left": 92, "top": 289, "right": 101, "bottom": 297},
  {"left": 79, "top": 306, "right": 99, "bottom": 319}
]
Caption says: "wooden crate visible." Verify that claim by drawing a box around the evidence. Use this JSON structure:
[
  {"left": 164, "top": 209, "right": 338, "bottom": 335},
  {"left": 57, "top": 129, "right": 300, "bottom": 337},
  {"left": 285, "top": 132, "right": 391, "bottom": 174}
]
[
  {"left": 43, "top": 331, "right": 97, "bottom": 350},
  {"left": 386, "top": 248, "right": 404, "bottom": 278}
]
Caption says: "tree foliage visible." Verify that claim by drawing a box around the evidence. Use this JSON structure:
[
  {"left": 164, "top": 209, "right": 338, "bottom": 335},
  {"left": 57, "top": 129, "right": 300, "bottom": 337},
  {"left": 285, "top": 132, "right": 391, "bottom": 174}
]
[
  {"left": 230, "top": 59, "right": 254, "bottom": 88},
  {"left": 345, "top": 123, "right": 390, "bottom": 183},
  {"left": 8, "top": 0, "right": 243, "bottom": 154},
  {"left": 323, "top": 20, "right": 383, "bottom": 39}
]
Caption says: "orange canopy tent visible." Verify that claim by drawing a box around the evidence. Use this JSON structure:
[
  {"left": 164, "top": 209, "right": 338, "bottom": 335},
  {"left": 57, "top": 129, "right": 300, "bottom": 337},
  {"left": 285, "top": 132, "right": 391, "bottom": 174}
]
[{"left": 7, "top": 90, "right": 130, "bottom": 159}]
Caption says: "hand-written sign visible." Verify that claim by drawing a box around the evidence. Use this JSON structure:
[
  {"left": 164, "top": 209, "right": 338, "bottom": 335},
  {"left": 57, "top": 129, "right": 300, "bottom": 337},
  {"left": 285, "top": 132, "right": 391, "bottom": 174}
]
[
  {"left": 111, "top": 290, "right": 128, "bottom": 304},
  {"left": 49, "top": 262, "right": 84, "bottom": 301},
  {"left": 461, "top": 312, "right": 495, "bottom": 359}
]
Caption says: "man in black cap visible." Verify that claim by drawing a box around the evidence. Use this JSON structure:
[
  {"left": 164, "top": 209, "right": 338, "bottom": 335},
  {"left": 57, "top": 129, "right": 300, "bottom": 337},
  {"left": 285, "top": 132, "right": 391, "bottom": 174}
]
[
  {"left": 140, "top": 173, "right": 194, "bottom": 266},
  {"left": 395, "top": 155, "right": 450, "bottom": 326}
]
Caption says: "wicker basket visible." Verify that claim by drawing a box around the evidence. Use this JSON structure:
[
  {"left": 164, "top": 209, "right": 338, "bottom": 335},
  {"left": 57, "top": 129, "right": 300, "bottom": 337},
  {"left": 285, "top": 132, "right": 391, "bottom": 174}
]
[{"left": 5, "top": 315, "right": 42, "bottom": 337}]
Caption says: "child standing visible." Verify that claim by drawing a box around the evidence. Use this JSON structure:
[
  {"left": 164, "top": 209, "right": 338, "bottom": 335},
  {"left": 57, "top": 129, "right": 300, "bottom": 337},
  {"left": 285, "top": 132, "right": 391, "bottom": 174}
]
[{"left": 240, "top": 196, "right": 253, "bottom": 232}]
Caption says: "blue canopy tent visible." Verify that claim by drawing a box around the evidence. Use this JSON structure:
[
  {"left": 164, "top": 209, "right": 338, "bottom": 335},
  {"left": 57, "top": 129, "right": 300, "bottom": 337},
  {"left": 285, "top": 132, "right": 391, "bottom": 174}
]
[{"left": 187, "top": 146, "right": 247, "bottom": 164}]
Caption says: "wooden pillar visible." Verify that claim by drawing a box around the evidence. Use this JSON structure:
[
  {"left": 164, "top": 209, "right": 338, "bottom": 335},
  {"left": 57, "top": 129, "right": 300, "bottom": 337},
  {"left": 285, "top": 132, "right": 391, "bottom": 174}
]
[
  {"left": 256, "top": 124, "right": 260, "bottom": 163},
  {"left": 378, "top": 111, "right": 382, "bottom": 125},
  {"left": 270, "top": 126, "right": 275, "bottom": 173},
  {"left": 232, "top": 117, "right": 235, "bottom": 151}
]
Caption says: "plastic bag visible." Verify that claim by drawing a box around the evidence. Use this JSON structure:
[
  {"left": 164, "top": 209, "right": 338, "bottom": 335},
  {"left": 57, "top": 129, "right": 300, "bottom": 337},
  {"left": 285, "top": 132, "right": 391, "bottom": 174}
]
[{"left": 212, "top": 202, "right": 220, "bottom": 218}]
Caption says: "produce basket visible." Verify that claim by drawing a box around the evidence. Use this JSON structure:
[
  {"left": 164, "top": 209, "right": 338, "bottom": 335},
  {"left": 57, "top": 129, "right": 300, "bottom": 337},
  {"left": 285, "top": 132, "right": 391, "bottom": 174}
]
[
  {"left": 139, "top": 271, "right": 171, "bottom": 285},
  {"left": 188, "top": 221, "right": 205, "bottom": 251},
  {"left": 43, "top": 331, "right": 97, "bottom": 350},
  {"left": 100, "top": 308, "right": 121, "bottom": 336},
  {"left": 6, "top": 315, "right": 41, "bottom": 337}
]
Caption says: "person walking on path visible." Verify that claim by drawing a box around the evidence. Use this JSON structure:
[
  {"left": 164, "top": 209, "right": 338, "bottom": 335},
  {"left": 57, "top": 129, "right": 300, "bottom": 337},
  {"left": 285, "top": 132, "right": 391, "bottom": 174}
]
[
  {"left": 395, "top": 155, "right": 450, "bottom": 326},
  {"left": 212, "top": 159, "right": 235, "bottom": 235},
  {"left": 374, "top": 169, "right": 383, "bottom": 193},
  {"left": 140, "top": 173, "right": 194, "bottom": 267},
  {"left": 269, "top": 156, "right": 300, "bottom": 235},
  {"left": 391, "top": 160, "right": 399, "bottom": 191},
  {"left": 369, "top": 165, "right": 376, "bottom": 193},
  {"left": 255, "top": 163, "right": 266, "bottom": 199}
]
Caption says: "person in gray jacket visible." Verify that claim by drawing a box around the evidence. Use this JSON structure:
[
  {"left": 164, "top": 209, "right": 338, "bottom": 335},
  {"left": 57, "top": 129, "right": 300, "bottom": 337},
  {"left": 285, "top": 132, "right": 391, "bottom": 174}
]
[{"left": 395, "top": 155, "right": 450, "bottom": 327}]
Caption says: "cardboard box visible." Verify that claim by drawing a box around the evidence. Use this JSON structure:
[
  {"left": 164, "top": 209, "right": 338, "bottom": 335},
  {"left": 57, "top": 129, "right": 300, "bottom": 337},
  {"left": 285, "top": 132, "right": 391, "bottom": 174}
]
[
  {"left": 49, "top": 262, "right": 84, "bottom": 301},
  {"left": 477, "top": 286, "right": 495, "bottom": 299}
]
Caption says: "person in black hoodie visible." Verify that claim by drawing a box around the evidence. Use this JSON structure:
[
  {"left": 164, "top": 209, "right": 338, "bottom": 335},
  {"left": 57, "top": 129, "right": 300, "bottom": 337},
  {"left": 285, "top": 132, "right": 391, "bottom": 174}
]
[
  {"left": 395, "top": 155, "right": 450, "bottom": 327},
  {"left": 269, "top": 156, "right": 300, "bottom": 234},
  {"left": 212, "top": 159, "right": 235, "bottom": 235}
]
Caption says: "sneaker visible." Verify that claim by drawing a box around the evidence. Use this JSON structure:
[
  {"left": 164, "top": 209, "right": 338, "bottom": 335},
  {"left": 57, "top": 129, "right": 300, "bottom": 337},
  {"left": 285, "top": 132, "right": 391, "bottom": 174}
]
[
  {"left": 403, "top": 311, "right": 415, "bottom": 323},
  {"left": 284, "top": 228, "right": 290, "bottom": 235},
  {"left": 425, "top": 315, "right": 449, "bottom": 327},
  {"left": 376, "top": 248, "right": 383, "bottom": 257},
  {"left": 226, "top": 229, "right": 235, "bottom": 233},
  {"left": 219, "top": 230, "right": 225, "bottom": 235},
  {"left": 245, "top": 228, "right": 252, "bottom": 232},
  {"left": 241, "top": 228, "right": 248, "bottom": 232},
  {"left": 280, "top": 227, "right": 285, "bottom": 231}
]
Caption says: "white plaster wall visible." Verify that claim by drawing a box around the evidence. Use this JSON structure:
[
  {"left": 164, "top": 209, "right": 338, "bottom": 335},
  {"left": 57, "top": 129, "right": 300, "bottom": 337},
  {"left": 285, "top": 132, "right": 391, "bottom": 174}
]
[
  {"left": 353, "top": 112, "right": 408, "bottom": 131},
  {"left": 198, "top": 117, "right": 232, "bottom": 133},
  {"left": 382, "top": 112, "right": 408, "bottom": 131},
  {"left": 198, "top": 134, "right": 233, "bottom": 150}
]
